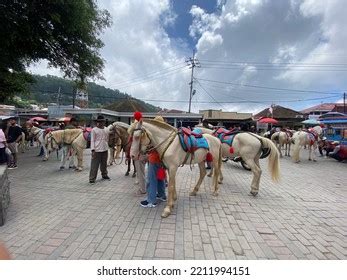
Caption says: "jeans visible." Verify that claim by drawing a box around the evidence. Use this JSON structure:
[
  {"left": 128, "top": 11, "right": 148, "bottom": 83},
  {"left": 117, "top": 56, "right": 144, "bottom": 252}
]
[{"left": 146, "top": 162, "right": 166, "bottom": 204}]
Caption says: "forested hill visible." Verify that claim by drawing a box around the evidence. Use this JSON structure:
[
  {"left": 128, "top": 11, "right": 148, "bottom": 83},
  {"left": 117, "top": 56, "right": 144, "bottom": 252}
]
[{"left": 23, "top": 75, "right": 161, "bottom": 112}]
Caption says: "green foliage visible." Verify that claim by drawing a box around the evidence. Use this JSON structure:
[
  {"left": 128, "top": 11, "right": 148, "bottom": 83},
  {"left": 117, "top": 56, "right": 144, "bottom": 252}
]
[
  {"left": 20, "top": 75, "right": 161, "bottom": 112},
  {"left": 0, "top": 0, "right": 111, "bottom": 102}
]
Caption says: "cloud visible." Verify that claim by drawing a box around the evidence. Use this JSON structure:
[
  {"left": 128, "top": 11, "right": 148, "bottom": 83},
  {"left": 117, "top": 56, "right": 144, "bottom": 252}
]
[{"left": 27, "top": 0, "right": 347, "bottom": 114}]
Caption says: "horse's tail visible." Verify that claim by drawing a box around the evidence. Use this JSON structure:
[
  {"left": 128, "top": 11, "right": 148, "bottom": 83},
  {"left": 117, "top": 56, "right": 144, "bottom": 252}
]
[
  {"left": 260, "top": 137, "right": 280, "bottom": 182},
  {"left": 218, "top": 143, "right": 222, "bottom": 175},
  {"left": 291, "top": 132, "right": 301, "bottom": 162}
]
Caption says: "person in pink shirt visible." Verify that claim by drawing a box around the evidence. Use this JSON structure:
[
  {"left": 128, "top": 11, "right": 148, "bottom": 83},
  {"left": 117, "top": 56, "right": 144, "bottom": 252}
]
[{"left": 0, "top": 124, "right": 7, "bottom": 165}]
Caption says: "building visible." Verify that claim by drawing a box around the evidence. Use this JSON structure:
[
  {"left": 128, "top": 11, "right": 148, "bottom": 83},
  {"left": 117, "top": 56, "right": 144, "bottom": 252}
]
[
  {"left": 199, "top": 109, "right": 253, "bottom": 128},
  {"left": 60, "top": 107, "right": 203, "bottom": 128},
  {"left": 254, "top": 105, "right": 305, "bottom": 128},
  {"left": 301, "top": 103, "right": 344, "bottom": 119},
  {"left": 0, "top": 105, "right": 16, "bottom": 119}
]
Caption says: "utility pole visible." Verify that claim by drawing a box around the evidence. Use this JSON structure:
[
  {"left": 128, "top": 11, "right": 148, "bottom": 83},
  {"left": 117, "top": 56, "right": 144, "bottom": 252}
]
[
  {"left": 57, "top": 86, "right": 61, "bottom": 107},
  {"left": 72, "top": 88, "right": 76, "bottom": 109},
  {"left": 344, "top": 92, "right": 346, "bottom": 114},
  {"left": 186, "top": 50, "right": 200, "bottom": 113}
]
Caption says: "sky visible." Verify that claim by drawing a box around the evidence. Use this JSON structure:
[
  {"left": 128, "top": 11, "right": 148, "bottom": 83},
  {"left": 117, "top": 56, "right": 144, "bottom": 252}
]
[{"left": 28, "top": 0, "right": 347, "bottom": 114}]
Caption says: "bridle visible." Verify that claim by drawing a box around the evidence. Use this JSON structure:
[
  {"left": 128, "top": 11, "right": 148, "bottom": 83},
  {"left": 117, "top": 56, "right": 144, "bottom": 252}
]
[
  {"left": 133, "top": 125, "right": 177, "bottom": 160},
  {"left": 46, "top": 132, "right": 60, "bottom": 151}
]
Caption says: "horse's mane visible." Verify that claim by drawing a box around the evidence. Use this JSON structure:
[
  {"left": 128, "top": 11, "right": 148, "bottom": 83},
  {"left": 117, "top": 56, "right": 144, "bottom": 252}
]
[
  {"left": 128, "top": 119, "right": 176, "bottom": 134},
  {"left": 143, "top": 119, "right": 176, "bottom": 132},
  {"left": 112, "top": 122, "right": 130, "bottom": 130}
]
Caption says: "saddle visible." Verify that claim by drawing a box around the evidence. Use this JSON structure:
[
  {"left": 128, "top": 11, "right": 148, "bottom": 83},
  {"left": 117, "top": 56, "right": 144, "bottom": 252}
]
[
  {"left": 83, "top": 127, "right": 92, "bottom": 148},
  {"left": 178, "top": 127, "right": 209, "bottom": 153},
  {"left": 213, "top": 128, "right": 240, "bottom": 146},
  {"left": 307, "top": 129, "right": 318, "bottom": 145},
  {"left": 180, "top": 127, "right": 203, "bottom": 138}
]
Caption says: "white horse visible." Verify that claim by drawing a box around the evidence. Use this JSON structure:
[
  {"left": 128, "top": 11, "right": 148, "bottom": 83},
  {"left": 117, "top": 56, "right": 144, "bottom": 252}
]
[
  {"left": 45, "top": 129, "right": 87, "bottom": 171},
  {"left": 45, "top": 124, "right": 122, "bottom": 170},
  {"left": 27, "top": 126, "right": 49, "bottom": 160},
  {"left": 271, "top": 131, "right": 293, "bottom": 157},
  {"left": 196, "top": 127, "right": 280, "bottom": 196},
  {"left": 129, "top": 119, "right": 222, "bottom": 218},
  {"left": 291, "top": 126, "right": 323, "bottom": 163}
]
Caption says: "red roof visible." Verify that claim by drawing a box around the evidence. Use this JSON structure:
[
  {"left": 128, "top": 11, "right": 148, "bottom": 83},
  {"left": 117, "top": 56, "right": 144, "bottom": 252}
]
[{"left": 301, "top": 103, "right": 340, "bottom": 114}]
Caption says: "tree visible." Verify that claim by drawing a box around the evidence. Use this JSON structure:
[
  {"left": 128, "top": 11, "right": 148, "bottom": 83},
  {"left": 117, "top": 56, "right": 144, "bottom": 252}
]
[{"left": 0, "top": 0, "right": 111, "bottom": 103}]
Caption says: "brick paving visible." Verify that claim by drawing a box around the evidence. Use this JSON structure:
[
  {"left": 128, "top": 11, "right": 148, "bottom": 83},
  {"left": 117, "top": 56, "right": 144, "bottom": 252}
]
[{"left": 0, "top": 147, "right": 346, "bottom": 259}]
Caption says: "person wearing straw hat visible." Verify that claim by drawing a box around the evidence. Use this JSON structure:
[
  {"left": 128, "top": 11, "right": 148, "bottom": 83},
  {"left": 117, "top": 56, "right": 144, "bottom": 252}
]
[{"left": 89, "top": 115, "right": 111, "bottom": 184}]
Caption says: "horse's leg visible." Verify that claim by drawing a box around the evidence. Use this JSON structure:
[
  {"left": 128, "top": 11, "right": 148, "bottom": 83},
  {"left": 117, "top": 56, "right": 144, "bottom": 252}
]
[
  {"left": 189, "top": 161, "right": 207, "bottom": 196},
  {"left": 132, "top": 159, "right": 136, "bottom": 177},
  {"left": 312, "top": 143, "right": 317, "bottom": 162},
  {"left": 212, "top": 155, "right": 221, "bottom": 196},
  {"left": 162, "top": 167, "right": 177, "bottom": 218},
  {"left": 75, "top": 148, "right": 83, "bottom": 171},
  {"left": 60, "top": 147, "right": 66, "bottom": 169},
  {"left": 108, "top": 148, "right": 114, "bottom": 165},
  {"left": 207, "top": 164, "right": 213, "bottom": 177},
  {"left": 278, "top": 141, "right": 283, "bottom": 158},
  {"left": 308, "top": 144, "right": 312, "bottom": 161},
  {"left": 68, "top": 148, "right": 76, "bottom": 168},
  {"left": 125, "top": 159, "right": 130, "bottom": 176},
  {"left": 42, "top": 141, "right": 48, "bottom": 161},
  {"left": 243, "top": 157, "right": 261, "bottom": 196}
]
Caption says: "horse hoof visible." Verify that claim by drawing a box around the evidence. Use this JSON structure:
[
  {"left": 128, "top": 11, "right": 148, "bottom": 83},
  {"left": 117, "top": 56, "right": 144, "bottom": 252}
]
[
  {"left": 207, "top": 174, "right": 212, "bottom": 178},
  {"left": 132, "top": 173, "right": 136, "bottom": 178},
  {"left": 75, "top": 168, "right": 82, "bottom": 172},
  {"left": 212, "top": 192, "right": 219, "bottom": 197},
  {"left": 161, "top": 208, "right": 171, "bottom": 218},
  {"left": 313, "top": 159, "right": 317, "bottom": 162},
  {"left": 59, "top": 166, "right": 65, "bottom": 170},
  {"left": 309, "top": 158, "right": 312, "bottom": 161},
  {"left": 218, "top": 181, "right": 223, "bottom": 184},
  {"left": 189, "top": 191, "right": 197, "bottom": 196},
  {"left": 125, "top": 172, "right": 129, "bottom": 176},
  {"left": 250, "top": 191, "right": 258, "bottom": 197}
]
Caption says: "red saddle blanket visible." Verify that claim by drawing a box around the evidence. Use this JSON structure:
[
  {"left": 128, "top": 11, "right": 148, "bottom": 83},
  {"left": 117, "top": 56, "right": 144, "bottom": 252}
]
[
  {"left": 83, "top": 127, "right": 92, "bottom": 141},
  {"left": 180, "top": 127, "right": 203, "bottom": 138}
]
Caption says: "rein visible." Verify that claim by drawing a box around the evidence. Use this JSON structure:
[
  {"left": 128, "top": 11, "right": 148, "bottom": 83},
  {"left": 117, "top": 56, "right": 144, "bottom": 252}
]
[{"left": 141, "top": 128, "right": 177, "bottom": 161}]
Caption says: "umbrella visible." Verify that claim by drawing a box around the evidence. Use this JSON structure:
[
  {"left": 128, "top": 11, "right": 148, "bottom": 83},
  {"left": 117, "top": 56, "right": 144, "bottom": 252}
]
[
  {"left": 258, "top": 117, "right": 278, "bottom": 124},
  {"left": 302, "top": 119, "right": 321, "bottom": 125},
  {"left": 29, "top": 116, "right": 47, "bottom": 122},
  {"left": 58, "top": 117, "right": 71, "bottom": 122}
]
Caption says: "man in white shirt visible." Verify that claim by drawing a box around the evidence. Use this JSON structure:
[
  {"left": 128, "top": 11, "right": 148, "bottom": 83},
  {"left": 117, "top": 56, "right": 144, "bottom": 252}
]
[{"left": 89, "top": 115, "right": 111, "bottom": 184}]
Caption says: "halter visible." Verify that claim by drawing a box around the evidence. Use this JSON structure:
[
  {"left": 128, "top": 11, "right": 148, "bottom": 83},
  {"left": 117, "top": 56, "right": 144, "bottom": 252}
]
[
  {"left": 31, "top": 128, "right": 43, "bottom": 140},
  {"left": 46, "top": 132, "right": 60, "bottom": 150},
  {"left": 134, "top": 126, "right": 177, "bottom": 161}
]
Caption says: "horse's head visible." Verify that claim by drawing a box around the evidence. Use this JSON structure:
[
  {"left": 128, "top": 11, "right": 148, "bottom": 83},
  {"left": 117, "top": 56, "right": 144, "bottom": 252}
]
[
  {"left": 45, "top": 132, "right": 60, "bottom": 153},
  {"left": 129, "top": 121, "right": 151, "bottom": 159}
]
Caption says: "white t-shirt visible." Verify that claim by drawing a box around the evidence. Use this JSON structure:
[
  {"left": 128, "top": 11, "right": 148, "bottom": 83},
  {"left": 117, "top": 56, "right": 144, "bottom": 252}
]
[{"left": 90, "top": 127, "right": 109, "bottom": 152}]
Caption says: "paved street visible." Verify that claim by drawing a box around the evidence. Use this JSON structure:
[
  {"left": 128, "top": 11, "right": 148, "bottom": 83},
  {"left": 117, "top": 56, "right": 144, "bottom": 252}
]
[{"left": 0, "top": 147, "right": 346, "bottom": 260}]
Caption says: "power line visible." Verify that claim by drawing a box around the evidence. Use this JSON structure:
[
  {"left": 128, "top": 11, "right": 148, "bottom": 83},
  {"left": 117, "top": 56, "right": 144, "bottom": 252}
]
[
  {"left": 109, "top": 62, "right": 186, "bottom": 88},
  {"left": 116, "top": 65, "right": 187, "bottom": 90},
  {"left": 198, "top": 59, "right": 347, "bottom": 66},
  {"left": 195, "top": 80, "right": 228, "bottom": 110},
  {"left": 195, "top": 77, "right": 342, "bottom": 95}
]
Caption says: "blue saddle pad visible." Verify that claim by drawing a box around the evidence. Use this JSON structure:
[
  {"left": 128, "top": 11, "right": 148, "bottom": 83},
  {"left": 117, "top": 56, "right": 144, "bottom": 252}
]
[
  {"left": 178, "top": 131, "right": 209, "bottom": 153},
  {"left": 217, "top": 134, "right": 235, "bottom": 146}
]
